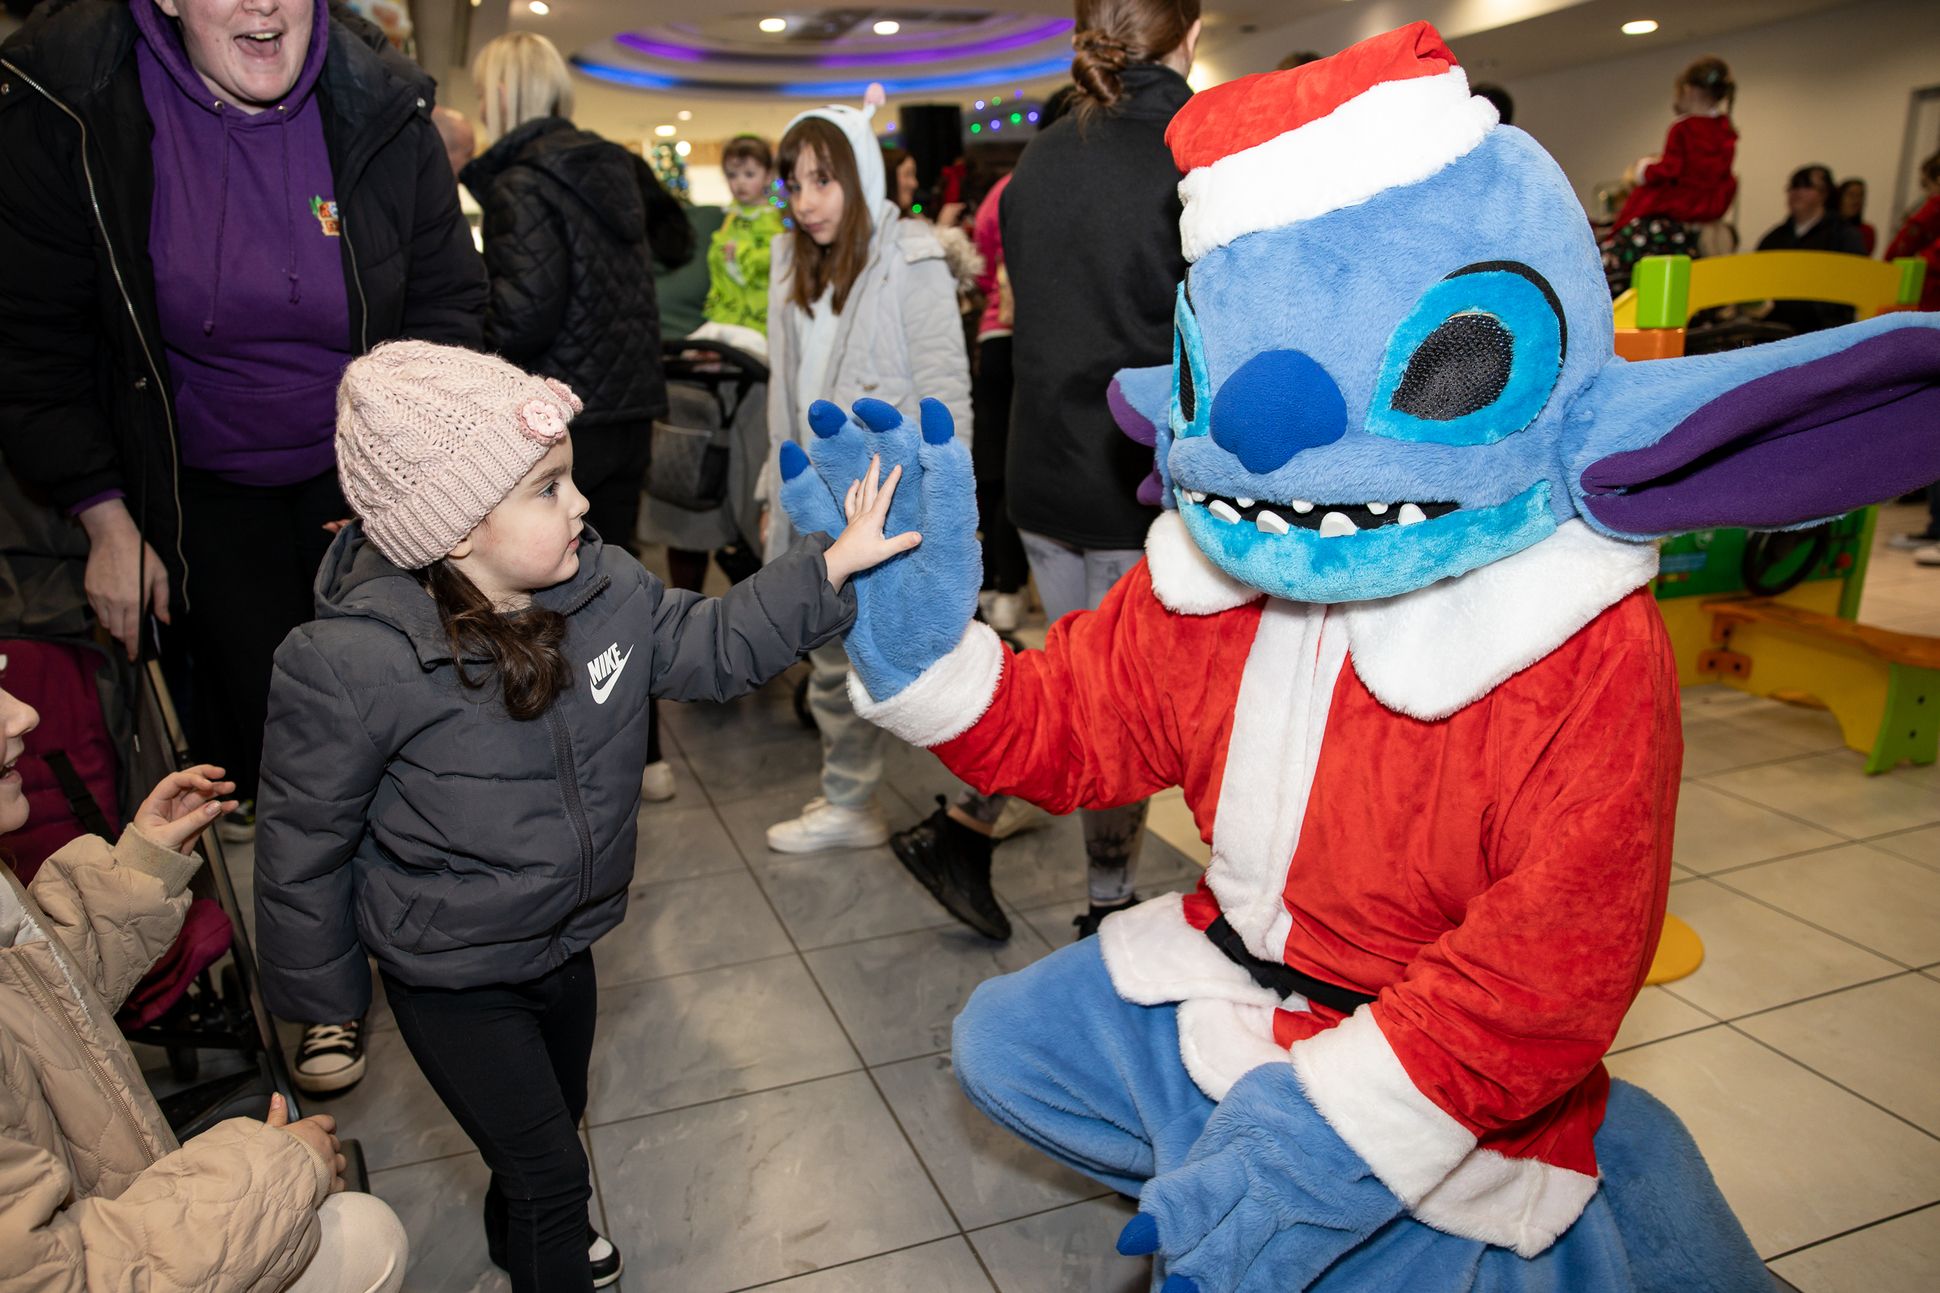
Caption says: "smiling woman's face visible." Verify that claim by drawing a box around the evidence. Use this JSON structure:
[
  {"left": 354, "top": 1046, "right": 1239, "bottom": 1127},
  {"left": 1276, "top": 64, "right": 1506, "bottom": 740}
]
[
  {"left": 155, "top": 0, "right": 314, "bottom": 114},
  {"left": 0, "top": 687, "right": 40, "bottom": 836}
]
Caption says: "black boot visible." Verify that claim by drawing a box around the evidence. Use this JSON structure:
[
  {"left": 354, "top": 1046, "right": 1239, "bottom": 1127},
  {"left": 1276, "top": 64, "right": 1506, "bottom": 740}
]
[
  {"left": 1072, "top": 895, "right": 1139, "bottom": 941},
  {"left": 891, "top": 796, "right": 1011, "bottom": 940}
]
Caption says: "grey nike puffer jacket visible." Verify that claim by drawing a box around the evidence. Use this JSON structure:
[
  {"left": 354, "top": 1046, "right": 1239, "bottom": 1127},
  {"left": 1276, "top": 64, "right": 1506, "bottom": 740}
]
[{"left": 253, "top": 524, "right": 853, "bottom": 1023}]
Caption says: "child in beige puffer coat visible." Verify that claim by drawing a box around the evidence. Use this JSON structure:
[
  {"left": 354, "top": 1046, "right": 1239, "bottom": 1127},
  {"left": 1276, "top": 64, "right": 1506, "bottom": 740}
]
[{"left": 0, "top": 684, "right": 406, "bottom": 1292}]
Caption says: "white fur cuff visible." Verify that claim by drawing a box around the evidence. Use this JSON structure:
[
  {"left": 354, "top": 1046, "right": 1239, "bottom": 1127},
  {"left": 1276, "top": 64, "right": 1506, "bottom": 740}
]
[
  {"left": 1289, "top": 1007, "right": 1475, "bottom": 1207},
  {"left": 847, "top": 620, "right": 1005, "bottom": 747}
]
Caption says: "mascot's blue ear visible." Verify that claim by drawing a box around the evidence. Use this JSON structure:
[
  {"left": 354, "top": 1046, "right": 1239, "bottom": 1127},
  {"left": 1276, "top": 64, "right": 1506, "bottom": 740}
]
[
  {"left": 1110, "top": 364, "right": 1175, "bottom": 507},
  {"left": 1567, "top": 314, "right": 1940, "bottom": 540}
]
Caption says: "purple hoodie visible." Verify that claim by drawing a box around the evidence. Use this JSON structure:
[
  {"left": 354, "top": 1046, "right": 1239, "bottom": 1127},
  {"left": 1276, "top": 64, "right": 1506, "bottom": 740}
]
[{"left": 134, "top": 0, "right": 350, "bottom": 487}]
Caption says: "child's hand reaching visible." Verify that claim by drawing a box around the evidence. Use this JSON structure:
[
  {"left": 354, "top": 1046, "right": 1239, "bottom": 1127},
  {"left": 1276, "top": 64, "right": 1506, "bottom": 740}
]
[{"left": 823, "top": 454, "right": 921, "bottom": 591}]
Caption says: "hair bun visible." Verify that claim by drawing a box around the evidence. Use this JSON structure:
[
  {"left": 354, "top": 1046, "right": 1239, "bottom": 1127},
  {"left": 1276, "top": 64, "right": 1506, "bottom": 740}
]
[{"left": 1073, "top": 29, "right": 1131, "bottom": 67}]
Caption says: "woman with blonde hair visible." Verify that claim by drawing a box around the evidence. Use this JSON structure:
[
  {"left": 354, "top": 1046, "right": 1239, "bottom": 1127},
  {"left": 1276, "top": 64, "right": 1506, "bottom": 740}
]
[{"left": 462, "top": 31, "right": 690, "bottom": 806}]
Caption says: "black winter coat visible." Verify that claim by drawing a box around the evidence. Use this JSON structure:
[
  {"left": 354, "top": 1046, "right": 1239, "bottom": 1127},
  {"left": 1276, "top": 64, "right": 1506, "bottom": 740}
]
[
  {"left": 462, "top": 118, "right": 670, "bottom": 427},
  {"left": 0, "top": 0, "right": 486, "bottom": 607},
  {"left": 1000, "top": 63, "right": 1192, "bottom": 550},
  {"left": 254, "top": 527, "right": 854, "bottom": 1020}
]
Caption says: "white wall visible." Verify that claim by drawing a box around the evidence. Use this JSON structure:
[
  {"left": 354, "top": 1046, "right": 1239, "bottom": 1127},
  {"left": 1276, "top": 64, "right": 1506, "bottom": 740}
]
[{"left": 1509, "top": 0, "right": 1940, "bottom": 242}]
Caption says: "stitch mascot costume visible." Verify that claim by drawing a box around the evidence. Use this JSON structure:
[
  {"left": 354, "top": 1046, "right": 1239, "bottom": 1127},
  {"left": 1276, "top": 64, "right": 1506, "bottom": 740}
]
[{"left": 779, "top": 24, "right": 1940, "bottom": 1293}]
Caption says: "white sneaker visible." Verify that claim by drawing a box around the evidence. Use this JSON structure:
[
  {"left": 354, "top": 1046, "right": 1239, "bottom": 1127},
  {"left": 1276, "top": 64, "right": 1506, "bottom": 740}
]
[
  {"left": 1887, "top": 532, "right": 1940, "bottom": 551},
  {"left": 640, "top": 760, "right": 677, "bottom": 802},
  {"left": 1914, "top": 543, "right": 1940, "bottom": 566},
  {"left": 987, "top": 592, "right": 1023, "bottom": 632},
  {"left": 766, "top": 797, "right": 890, "bottom": 853}
]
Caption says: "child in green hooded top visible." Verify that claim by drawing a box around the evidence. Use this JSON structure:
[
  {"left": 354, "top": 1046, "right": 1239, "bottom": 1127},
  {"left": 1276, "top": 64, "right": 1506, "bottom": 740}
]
[{"left": 701, "top": 134, "right": 786, "bottom": 347}]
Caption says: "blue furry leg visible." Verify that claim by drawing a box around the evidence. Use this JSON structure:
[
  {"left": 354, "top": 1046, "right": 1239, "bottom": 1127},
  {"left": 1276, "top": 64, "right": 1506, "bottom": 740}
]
[{"left": 952, "top": 936, "right": 1216, "bottom": 1196}]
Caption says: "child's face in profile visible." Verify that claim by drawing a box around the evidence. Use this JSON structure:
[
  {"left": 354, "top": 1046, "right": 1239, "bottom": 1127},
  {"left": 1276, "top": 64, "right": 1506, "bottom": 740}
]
[
  {"left": 448, "top": 439, "right": 590, "bottom": 608},
  {"left": 725, "top": 156, "right": 771, "bottom": 207}
]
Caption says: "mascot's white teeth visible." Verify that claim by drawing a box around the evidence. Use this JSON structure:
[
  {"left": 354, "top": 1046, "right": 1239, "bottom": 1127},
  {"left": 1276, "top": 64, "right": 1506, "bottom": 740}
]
[{"left": 1184, "top": 489, "right": 1458, "bottom": 535}]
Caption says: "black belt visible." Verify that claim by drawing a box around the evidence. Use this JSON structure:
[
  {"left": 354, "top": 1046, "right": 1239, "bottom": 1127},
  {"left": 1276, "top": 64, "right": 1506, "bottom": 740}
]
[{"left": 1204, "top": 915, "right": 1378, "bottom": 1016}]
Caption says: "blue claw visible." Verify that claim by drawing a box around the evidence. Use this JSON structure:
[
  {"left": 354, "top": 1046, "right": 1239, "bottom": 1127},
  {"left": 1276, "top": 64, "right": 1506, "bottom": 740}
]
[
  {"left": 852, "top": 398, "right": 902, "bottom": 432},
  {"left": 778, "top": 440, "right": 810, "bottom": 481},
  {"left": 807, "top": 400, "right": 848, "bottom": 439},
  {"left": 919, "top": 397, "right": 955, "bottom": 445},
  {"left": 1117, "top": 1212, "right": 1160, "bottom": 1257},
  {"left": 1160, "top": 1277, "right": 1199, "bottom": 1293}
]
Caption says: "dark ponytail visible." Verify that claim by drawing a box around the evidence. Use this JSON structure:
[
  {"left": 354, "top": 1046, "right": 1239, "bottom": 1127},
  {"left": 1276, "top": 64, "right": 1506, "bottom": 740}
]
[
  {"left": 1071, "top": 0, "right": 1202, "bottom": 121},
  {"left": 417, "top": 560, "right": 572, "bottom": 721},
  {"left": 1679, "top": 55, "right": 1735, "bottom": 112}
]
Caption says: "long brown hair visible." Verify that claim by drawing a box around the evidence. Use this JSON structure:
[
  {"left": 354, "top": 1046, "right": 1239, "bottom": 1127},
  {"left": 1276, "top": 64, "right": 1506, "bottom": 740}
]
[
  {"left": 1071, "top": 0, "right": 1201, "bottom": 120},
  {"left": 779, "top": 117, "right": 875, "bottom": 315},
  {"left": 417, "top": 560, "right": 572, "bottom": 721}
]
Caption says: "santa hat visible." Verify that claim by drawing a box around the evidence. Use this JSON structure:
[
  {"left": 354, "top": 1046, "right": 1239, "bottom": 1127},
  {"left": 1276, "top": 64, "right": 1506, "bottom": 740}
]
[{"left": 1167, "top": 22, "right": 1498, "bottom": 262}]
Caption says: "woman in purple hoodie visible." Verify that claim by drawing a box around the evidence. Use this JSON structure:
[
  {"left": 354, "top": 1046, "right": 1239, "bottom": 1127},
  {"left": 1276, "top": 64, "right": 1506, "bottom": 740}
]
[{"left": 0, "top": 0, "right": 484, "bottom": 1097}]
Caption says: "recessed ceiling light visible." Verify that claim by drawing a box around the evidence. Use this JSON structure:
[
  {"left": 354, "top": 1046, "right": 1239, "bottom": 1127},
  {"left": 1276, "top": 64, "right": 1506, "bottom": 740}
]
[
  {"left": 759, "top": 17, "right": 787, "bottom": 33},
  {"left": 675, "top": 140, "right": 692, "bottom": 156},
  {"left": 527, "top": 0, "right": 548, "bottom": 13},
  {"left": 873, "top": 20, "right": 899, "bottom": 35},
  {"left": 676, "top": 110, "right": 692, "bottom": 121},
  {"left": 655, "top": 124, "right": 676, "bottom": 137},
  {"left": 1621, "top": 19, "right": 1659, "bottom": 35}
]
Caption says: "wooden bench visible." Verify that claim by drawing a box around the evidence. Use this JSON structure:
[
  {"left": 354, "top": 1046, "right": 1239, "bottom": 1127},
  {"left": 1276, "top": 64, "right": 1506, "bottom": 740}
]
[{"left": 1701, "top": 598, "right": 1940, "bottom": 774}]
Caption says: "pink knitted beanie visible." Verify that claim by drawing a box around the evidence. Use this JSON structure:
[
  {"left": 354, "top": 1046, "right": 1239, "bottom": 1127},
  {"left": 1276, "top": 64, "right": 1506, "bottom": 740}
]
[{"left": 335, "top": 341, "right": 584, "bottom": 569}]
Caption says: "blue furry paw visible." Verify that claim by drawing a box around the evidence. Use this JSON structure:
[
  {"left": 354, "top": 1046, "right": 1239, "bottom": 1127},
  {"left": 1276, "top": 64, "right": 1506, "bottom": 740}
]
[
  {"left": 1125, "top": 1065, "right": 1408, "bottom": 1293},
  {"left": 776, "top": 395, "right": 981, "bottom": 700}
]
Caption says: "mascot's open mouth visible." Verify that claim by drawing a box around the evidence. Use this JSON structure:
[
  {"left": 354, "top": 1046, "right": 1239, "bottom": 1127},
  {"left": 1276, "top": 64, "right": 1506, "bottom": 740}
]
[{"left": 1178, "top": 490, "right": 1461, "bottom": 537}]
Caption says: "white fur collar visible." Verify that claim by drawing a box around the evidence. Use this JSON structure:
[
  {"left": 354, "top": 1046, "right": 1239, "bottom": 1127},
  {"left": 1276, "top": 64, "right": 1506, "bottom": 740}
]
[{"left": 1145, "top": 514, "right": 1658, "bottom": 721}]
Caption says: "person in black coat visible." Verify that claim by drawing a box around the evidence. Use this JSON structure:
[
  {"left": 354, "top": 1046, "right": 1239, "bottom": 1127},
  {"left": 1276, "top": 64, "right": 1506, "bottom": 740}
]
[
  {"left": 0, "top": 0, "right": 485, "bottom": 661},
  {"left": 462, "top": 32, "right": 679, "bottom": 558},
  {"left": 1755, "top": 163, "right": 1868, "bottom": 334},
  {"left": 888, "top": 0, "right": 1202, "bottom": 943}
]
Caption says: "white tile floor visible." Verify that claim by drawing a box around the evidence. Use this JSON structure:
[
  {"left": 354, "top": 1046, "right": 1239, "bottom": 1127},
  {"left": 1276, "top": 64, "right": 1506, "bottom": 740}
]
[{"left": 207, "top": 513, "right": 1939, "bottom": 1292}]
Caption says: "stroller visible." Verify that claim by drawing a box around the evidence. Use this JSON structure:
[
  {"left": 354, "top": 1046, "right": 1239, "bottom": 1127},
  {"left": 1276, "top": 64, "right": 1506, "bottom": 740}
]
[
  {"left": 642, "top": 337, "right": 770, "bottom": 586},
  {"left": 0, "top": 467, "right": 366, "bottom": 1184}
]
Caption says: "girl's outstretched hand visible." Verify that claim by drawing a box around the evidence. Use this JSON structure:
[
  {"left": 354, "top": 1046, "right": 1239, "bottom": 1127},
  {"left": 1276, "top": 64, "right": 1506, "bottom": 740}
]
[
  {"left": 823, "top": 454, "right": 923, "bottom": 590},
  {"left": 132, "top": 763, "right": 237, "bottom": 855}
]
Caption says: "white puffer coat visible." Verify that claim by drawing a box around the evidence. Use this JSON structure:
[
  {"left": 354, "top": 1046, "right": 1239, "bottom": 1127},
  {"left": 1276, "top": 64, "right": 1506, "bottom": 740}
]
[{"left": 759, "top": 201, "right": 973, "bottom": 561}]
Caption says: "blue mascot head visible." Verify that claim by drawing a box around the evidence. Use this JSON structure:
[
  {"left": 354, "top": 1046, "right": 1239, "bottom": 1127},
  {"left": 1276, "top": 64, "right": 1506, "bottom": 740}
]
[{"left": 1110, "top": 22, "right": 1940, "bottom": 605}]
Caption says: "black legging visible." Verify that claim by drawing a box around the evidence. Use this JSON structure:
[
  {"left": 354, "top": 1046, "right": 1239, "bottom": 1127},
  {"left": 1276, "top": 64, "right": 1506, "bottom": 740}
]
[
  {"left": 971, "top": 336, "right": 1028, "bottom": 593},
  {"left": 385, "top": 951, "right": 599, "bottom": 1292}
]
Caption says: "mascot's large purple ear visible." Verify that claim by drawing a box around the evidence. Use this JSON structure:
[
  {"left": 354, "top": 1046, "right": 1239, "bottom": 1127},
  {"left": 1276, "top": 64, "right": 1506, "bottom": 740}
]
[
  {"left": 1109, "top": 364, "right": 1175, "bottom": 507},
  {"left": 1567, "top": 315, "right": 1940, "bottom": 539}
]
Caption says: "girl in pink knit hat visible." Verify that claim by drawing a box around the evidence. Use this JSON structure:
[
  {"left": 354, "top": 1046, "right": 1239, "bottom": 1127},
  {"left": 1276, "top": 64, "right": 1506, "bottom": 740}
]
[{"left": 252, "top": 340, "right": 913, "bottom": 1291}]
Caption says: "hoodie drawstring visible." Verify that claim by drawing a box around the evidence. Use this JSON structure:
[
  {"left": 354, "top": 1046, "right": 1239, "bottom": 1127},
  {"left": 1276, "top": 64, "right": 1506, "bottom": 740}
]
[
  {"left": 203, "top": 109, "right": 233, "bottom": 336},
  {"left": 280, "top": 106, "right": 300, "bottom": 305}
]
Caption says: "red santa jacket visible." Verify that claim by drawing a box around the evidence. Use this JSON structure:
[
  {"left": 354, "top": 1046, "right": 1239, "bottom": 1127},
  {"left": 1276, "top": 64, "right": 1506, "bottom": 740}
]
[
  {"left": 853, "top": 515, "right": 1674, "bottom": 1256},
  {"left": 1614, "top": 113, "right": 1738, "bottom": 227}
]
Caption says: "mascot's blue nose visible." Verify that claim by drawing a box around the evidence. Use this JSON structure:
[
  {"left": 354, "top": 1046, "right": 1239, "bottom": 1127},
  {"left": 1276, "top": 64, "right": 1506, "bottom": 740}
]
[{"left": 1210, "top": 349, "right": 1347, "bottom": 474}]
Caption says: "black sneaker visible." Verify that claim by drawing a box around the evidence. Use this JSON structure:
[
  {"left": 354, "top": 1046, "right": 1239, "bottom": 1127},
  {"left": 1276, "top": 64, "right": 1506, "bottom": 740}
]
[
  {"left": 292, "top": 1018, "right": 365, "bottom": 1094},
  {"left": 588, "top": 1229, "right": 623, "bottom": 1288},
  {"left": 890, "top": 796, "right": 1011, "bottom": 941},
  {"left": 484, "top": 1205, "right": 623, "bottom": 1289},
  {"left": 1073, "top": 895, "right": 1139, "bottom": 941}
]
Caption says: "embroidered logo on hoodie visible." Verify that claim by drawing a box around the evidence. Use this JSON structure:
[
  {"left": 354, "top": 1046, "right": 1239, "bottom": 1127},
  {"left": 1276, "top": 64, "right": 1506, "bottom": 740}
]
[
  {"left": 311, "top": 196, "right": 341, "bottom": 237},
  {"left": 587, "top": 643, "right": 633, "bottom": 705}
]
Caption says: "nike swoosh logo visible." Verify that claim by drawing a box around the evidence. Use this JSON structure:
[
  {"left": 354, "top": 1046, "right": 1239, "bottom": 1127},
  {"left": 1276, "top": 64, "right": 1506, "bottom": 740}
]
[{"left": 589, "top": 645, "right": 634, "bottom": 705}]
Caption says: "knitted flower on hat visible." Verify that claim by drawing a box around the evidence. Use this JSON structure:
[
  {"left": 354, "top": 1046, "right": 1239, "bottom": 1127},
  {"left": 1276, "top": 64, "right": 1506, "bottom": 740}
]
[{"left": 335, "top": 341, "right": 584, "bottom": 569}]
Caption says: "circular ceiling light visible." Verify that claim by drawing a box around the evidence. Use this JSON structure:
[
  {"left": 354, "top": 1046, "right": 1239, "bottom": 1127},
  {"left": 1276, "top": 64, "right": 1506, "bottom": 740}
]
[
  {"left": 676, "top": 109, "right": 692, "bottom": 120},
  {"left": 675, "top": 140, "right": 692, "bottom": 156},
  {"left": 759, "top": 17, "right": 787, "bottom": 33},
  {"left": 873, "top": 20, "right": 900, "bottom": 35},
  {"left": 1621, "top": 19, "right": 1659, "bottom": 35},
  {"left": 527, "top": 0, "right": 548, "bottom": 13},
  {"left": 655, "top": 124, "right": 676, "bottom": 137}
]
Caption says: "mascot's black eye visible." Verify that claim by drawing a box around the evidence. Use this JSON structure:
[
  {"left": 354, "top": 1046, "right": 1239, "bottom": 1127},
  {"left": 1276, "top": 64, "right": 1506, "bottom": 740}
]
[
  {"left": 1391, "top": 313, "right": 1514, "bottom": 421},
  {"left": 1177, "top": 329, "right": 1197, "bottom": 423}
]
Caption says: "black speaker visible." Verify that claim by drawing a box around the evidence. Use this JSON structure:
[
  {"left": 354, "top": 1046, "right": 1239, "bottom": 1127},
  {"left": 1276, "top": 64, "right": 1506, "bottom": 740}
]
[{"left": 897, "top": 104, "right": 966, "bottom": 189}]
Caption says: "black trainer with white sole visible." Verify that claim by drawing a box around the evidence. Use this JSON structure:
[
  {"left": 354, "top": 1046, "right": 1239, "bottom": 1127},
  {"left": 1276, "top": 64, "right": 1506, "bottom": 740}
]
[{"left": 292, "top": 1018, "right": 366, "bottom": 1094}]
